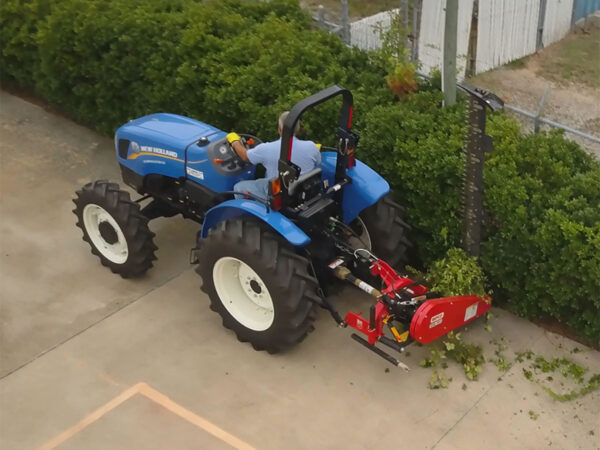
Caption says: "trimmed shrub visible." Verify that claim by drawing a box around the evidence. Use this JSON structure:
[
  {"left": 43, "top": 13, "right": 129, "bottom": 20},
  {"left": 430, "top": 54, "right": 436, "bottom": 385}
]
[
  {"left": 427, "top": 248, "right": 488, "bottom": 297},
  {"left": 483, "top": 115, "right": 600, "bottom": 342},
  {"left": 0, "top": 0, "right": 53, "bottom": 87},
  {"left": 35, "top": 0, "right": 192, "bottom": 133},
  {"left": 175, "top": 9, "right": 384, "bottom": 141},
  {"left": 5, "top": 0, "right": 390, "bottom": 137},
  {"left": 409, "top": 247, "right": 488, "bottom": 297},
  {"left": 359, "top": 89, "right": 466, "bottom": 263}
]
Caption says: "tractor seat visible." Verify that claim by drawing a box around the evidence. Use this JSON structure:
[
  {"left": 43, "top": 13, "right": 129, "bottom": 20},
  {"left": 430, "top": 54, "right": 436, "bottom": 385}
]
[{"left": 287, "top": 168, "right": 323, "bottom": 197}]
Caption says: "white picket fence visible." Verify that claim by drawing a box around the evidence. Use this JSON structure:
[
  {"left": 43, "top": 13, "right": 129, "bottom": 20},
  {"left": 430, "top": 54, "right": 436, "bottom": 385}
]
[{"left": 348, "top": 0, "right": 578, "bottom": 77}]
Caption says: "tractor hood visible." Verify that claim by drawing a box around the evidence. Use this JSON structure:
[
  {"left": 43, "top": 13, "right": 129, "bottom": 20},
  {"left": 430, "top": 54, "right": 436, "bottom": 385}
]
[{"left": 118, "top": 113, "right": 224, "bottom": 150}]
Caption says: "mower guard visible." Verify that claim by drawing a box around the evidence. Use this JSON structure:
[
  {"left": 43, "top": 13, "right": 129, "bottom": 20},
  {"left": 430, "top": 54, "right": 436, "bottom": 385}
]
[{"left": 409, "top": 294, "right": 491, "bottom": 344}]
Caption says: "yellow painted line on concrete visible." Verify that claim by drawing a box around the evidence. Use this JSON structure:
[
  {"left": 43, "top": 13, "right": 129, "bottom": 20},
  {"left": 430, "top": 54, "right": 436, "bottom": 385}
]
[
  {"left": 137, "top": 383, "right": 256, "bottom": 450},
  {"left": 37, "top": 383, "right": 140, "bottom": 450},
  {"left": 38, "top": 382, "right": 256, "bottom": 450}
]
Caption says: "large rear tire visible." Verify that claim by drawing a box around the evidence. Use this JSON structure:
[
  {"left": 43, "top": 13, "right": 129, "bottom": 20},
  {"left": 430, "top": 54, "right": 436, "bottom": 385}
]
[
  {"left": 196, "top": 219, "right": 319, "bottom": 353},
  {"left": 359, "top": 193, "right": 412, "bottom": 267},
  {"left": 73, "top": 180, "right": 157, "bottom": 278}
]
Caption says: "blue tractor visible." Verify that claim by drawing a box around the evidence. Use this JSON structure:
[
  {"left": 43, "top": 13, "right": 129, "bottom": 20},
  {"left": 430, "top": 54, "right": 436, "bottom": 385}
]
[{"left": 74, "top": 86, "right": 490, "bottom": 368}]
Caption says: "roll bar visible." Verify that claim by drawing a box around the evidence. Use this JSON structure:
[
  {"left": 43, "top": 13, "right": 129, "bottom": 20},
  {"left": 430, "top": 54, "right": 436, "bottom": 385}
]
[{"left": 278, "top": 85, "right": 354, "bottom": 180}]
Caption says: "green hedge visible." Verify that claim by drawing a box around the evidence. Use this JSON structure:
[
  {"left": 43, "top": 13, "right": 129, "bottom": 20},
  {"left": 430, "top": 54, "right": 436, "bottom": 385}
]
[
  {"left": 361, "top": 95, "right": 600, "bottom": 343},
  {"left": 358, "top": 87, "right": 466, "bottom": 262},
  {"left": 483, "top": 116, "right": 600, "bottom": 342},
  {"left": 1, "top": 0, "right": 390, "bottom": 136},
  {"left": 0, "top": 0, "right": 52, "bottom": 87},
  {"left": 1, "top": 0, "right": 598, "bottom": 342}
]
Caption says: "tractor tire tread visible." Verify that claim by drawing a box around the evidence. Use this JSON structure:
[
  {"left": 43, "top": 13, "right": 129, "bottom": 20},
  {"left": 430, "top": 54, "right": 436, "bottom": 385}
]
[
  {"left": 73, "top": 180, "right": 157, "bottom": 278},
  {"left": 360, "top": 193, "right": 412, "bottom": 268},
  {"left": 196, "top": 219, "right": 318, "bottom": 354}
]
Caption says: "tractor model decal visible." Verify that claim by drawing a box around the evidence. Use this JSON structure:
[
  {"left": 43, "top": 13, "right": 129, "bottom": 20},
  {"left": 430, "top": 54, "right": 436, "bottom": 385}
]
[{"left": 127, "top": 143, "right": 182, "bottom": 162}]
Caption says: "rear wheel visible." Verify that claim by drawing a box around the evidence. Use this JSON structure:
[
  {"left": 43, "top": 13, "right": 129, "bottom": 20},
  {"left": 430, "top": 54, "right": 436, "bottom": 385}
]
[
  {"left": 73, "top": 180, "right": 157, "bottom": 278},
  {"left": 359, "top": 193, "right": 412, "bottom": 267},
  {"left": 347, "top": 216, "right": 372, "bottom": 251},
  {"left": 196, "top": 219, "right": 319, "bottom": 353}
]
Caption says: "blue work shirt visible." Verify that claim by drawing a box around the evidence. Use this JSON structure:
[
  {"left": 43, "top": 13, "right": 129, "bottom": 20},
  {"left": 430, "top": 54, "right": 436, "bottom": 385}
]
[{"left": 247, "top": 137, "right": 321, "bottom": 180}]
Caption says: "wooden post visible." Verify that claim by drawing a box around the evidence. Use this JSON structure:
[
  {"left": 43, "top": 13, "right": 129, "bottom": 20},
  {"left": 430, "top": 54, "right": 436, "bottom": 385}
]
[
  {"left": 318, "top": 5, "right": 325, "bottom": 29},
  {"left": 534, "top": 85, "right": 551, "bottom": 133},
  {"left": 341, "top": 0, "right": 350, "bottom": 44},
  {"left": 411, "top": 0, "right": 422, "bottom": 63},
  {"left": 402, "top": 0, "right": 409, "bottom": 51},
  {"left": 536, "top": 0, "right": 548, "bottom": 51},
  {"left": 465, "top": 0, "right": 479, "bottom": 78},
  {"left": 442, "top": 0, "right": 458, "bottom": 106}
]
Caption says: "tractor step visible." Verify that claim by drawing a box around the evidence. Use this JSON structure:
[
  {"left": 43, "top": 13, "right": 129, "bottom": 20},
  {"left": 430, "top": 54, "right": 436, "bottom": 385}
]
[{"left": 351, "top": 333, "right": 410, "bottom": 371}]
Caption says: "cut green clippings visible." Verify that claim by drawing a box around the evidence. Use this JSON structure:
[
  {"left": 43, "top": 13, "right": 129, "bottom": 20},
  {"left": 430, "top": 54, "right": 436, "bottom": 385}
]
[
  {"left": 428, "top": 370, "right": 451, "bottom": 389},
  {"left": 518, "top": 353, "right": 600, "bottom": 402},
  {"left": 420, "top": 332, "right": 485, "bottom": 386},
  {"left": 490, "top": 337, "right": 512, "bottom": 372}
]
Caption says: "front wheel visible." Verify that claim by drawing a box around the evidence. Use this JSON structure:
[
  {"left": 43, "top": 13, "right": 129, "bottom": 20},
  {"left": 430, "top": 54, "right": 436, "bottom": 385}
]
[
  {"left": 196, "top": 219, "right": 319, "bottom": 353},
  {"left": 73, "top": 180, "right": 157, "bottom": 278}
]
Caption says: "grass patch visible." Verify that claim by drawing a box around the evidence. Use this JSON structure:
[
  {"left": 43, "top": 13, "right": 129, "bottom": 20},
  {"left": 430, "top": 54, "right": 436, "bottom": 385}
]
[
  {"left": 505, "top": 57, "right": 527, "bottom": 69},
  {"left": 537, "top": 28, "right": 600, "bottom": 88}
]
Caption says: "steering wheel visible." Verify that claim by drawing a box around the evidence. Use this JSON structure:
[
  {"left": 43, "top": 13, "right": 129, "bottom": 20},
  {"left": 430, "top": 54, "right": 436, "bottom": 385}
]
[{"left": 224, "top": 134, "right": 263, "bottom": 167}]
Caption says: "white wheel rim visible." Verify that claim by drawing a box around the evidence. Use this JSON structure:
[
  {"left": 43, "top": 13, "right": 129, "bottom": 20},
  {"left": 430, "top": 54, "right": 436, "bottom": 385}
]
[
  {"left": 348, "top": 217, "right": 372, "bottom": 251},
  {"left": 82, "top": 204, "right": 129, "bottom": 264},
  {"left": 212, "top": 257, "right": 275, "bottom": 331}
]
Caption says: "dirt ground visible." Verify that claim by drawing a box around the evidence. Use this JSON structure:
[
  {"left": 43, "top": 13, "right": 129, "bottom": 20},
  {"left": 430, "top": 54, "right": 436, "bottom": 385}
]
[{"left": 469, "top": 28, "right": 600, "bottom": 158}]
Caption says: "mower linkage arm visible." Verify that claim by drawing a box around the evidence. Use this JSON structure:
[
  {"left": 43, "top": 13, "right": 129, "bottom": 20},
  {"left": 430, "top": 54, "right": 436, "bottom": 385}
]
[{"left": 329, "top": 260, "right": 413, "bottom": 370}]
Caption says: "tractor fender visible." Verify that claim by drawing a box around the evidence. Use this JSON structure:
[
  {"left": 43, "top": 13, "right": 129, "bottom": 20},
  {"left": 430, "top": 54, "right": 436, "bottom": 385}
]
[
  {"left": 320, "top": 152, "right": 390, "bottom": 223},
  {"left": 200, "top": 199, "right": 311, "bottom": 247}
]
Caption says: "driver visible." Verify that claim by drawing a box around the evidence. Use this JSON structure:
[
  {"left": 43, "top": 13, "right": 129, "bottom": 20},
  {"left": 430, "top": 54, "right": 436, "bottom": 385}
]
[{"left": 227, "top": 111, "right": 321, "bottom": 200}]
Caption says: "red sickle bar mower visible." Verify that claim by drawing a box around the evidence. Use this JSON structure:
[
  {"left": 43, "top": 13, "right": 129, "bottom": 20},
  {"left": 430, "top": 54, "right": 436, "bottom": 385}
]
[{"left": 326, "top": 245, "right": 491, "bottom": 371}]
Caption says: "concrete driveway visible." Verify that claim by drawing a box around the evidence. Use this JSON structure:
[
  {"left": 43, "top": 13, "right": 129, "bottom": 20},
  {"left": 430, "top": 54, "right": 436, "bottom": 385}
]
[{"left": 1, "top": 91, "right": 598, "bottom": 449}]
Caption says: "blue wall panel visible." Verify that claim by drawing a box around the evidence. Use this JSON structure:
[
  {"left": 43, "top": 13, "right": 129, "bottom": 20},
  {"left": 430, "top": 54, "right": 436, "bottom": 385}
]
[{"left": 572, "top": 0, "right": 600, "bottom": 23}]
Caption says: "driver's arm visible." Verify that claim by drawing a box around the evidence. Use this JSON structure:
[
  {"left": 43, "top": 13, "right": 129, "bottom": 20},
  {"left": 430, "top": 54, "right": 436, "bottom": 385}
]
[{"left": 226, "top": 133, "right": 249, "bottom": 162}]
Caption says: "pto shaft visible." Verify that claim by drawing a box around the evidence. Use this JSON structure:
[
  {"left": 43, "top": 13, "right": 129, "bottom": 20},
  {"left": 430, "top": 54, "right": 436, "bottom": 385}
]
[{"left": 333, "top": 266, "right": 381, "bottom": 299}]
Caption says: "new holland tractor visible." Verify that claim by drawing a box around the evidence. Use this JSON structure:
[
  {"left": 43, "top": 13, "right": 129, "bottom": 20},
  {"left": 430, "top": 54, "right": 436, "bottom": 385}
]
[{"left": 73, "top": 86, "right": 490, "bottom": 369}]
